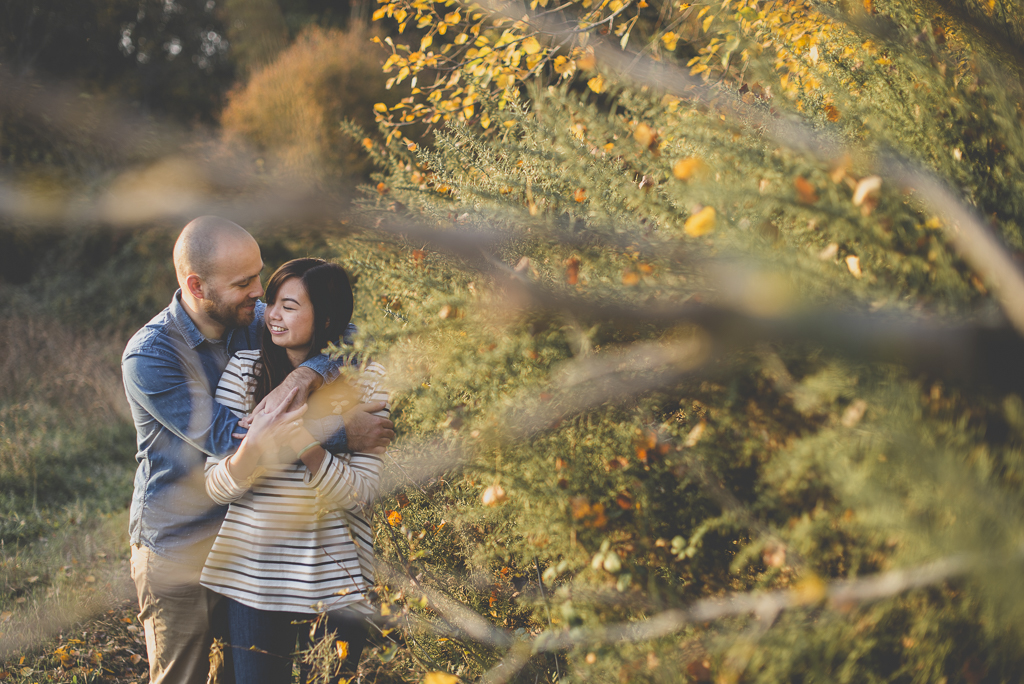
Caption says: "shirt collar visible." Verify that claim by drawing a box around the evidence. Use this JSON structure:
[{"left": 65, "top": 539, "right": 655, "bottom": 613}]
[{"left": 169, "top": 289, "right": 212, "bottom": 350}]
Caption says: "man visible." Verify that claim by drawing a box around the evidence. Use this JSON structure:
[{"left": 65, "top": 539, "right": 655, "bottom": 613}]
[{"left": 121, "top": 216, "right": 394, "bottom": 684}]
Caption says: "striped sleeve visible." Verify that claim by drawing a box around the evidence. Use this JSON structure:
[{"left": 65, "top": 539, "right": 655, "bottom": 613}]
[
  {"left": 304, "top": 362, "right": 388, "bottom": 508},
  {"left": 205, "top": 351, "right": 261, "bottom": 504}
]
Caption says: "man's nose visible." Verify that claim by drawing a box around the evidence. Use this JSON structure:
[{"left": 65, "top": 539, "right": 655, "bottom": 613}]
[{"left": 251, "top": 279, "right": 265, "bottom": 300}]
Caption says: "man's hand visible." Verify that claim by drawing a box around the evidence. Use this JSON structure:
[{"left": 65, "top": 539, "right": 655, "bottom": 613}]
[
  {"left": 344, "top": 402, "right": 395, "bottom": 454},
  {"left": 238, "top": 367, "right": 323, "bottom": 428}
]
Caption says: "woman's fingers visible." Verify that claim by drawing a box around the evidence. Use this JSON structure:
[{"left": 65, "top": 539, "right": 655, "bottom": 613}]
[{"left": 264, "top": 387, "right": 300, "bottom": 420}]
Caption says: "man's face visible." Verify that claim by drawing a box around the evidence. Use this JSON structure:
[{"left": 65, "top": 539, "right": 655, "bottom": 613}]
[{"left": 200, "top": 237, "right": 265, "bottom": 330}]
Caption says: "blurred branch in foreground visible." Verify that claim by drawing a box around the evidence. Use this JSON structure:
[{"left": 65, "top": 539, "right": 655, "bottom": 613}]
[{"left": 379, "top": 550, "right": 980, "bottom": 684}]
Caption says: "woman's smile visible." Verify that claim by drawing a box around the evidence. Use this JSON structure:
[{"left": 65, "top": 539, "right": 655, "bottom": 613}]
[{"left": 265, "top": 277, "right": 315, "bottom": 365}]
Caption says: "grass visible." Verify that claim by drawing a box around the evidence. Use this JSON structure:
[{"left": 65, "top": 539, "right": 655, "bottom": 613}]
[
  {"left": 0, "top": 303, "right": 141, "bottom": 674},
  {"left": 0, "top": 225, "right": 378, "bottom": 680}
]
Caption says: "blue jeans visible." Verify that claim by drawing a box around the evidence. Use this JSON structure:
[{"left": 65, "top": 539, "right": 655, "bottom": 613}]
[{"left": 225, "top": 598, "right": 368, "bottom": 684}]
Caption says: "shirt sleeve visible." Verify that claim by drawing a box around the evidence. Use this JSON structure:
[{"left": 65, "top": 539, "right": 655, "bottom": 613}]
[
  {"left": 298, "top": 324, "right": 360, "bottom": 452},
  {"left": 297, "top": 323, "right": 356, "bottom": 384},
  {"left": 204, "top": 458, "right": 257, "bottom": 504},
  {"left": 305, "top": 414, "right": 348, "bottom": 454},
  {"left": 122, "top": 348, "right": 243, "bottom": 460},
  {"left": 202, "top": 353, "right": 259, "bottom": 504},
  {"left": 304, "top": 362, "right": 389, "bottom": 509}
]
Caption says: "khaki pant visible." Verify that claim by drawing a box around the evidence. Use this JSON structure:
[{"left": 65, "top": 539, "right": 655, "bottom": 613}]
[{"left": 130, "top": 544, "right": 231, "bottom": 684}]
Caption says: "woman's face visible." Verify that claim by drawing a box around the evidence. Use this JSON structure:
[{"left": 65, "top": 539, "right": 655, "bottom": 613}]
[{"left": 266, "top": 277, "right": 315, "bottom": 358}]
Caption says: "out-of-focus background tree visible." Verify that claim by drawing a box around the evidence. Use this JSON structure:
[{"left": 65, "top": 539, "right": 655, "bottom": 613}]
[{"left": 4, "top": 0, "right": 1024, "bottom": 681}]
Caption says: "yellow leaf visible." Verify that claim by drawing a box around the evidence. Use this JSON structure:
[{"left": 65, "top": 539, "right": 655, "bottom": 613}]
[
  {"left": 587, "top": 74, "right": 606, "bottom": 93},
  {"left": 684, "top": 206, "right": 716, "bottom": 236},
  {"left": 792, "top": 573, "right": 828, "bottom": 605},
  {"left": 482, "top": 484, "right": 507, "bottom": 506},
  {"left": 852, "top": 175, "right": 882, "bottom": 206},
  {"left": 702, "top": 14, "right": 714, "bottom": 32},
  {"left": 372, "top": 7, "right": 387, "bottom": 20},
  {"left": 522, "top": 36, "right": 542, "bottom": 55},
  {"left": 673, "top": 157, "right": 707, "bottom": 180},
  {"left": 336, "top": 641, "right": 349, "bottom": 660},
  {"left": 553, "top": 55, "right": 574, "bottom": 75},
  {"left": 845, "top": 255, "right": 862, "bottom": 278},
  {"left": 661, "top": 31, "right": 679, "bottom": 51},
  {"left": 373, "top": 103, "right": 389, "bottom": 113},
  {"left": 420, "top": 35, "right": 433, "bottom": 50},
  {"left": 634, "top": 123, "right": 655, "bottom": 149},
  {"left": 424, "top": 673, "right": 460, "bottom": 684}
]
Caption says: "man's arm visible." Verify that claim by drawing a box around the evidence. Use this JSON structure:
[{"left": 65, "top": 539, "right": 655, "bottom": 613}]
[
  {"left": 246, "top": 323, "right": 387, "bottom": 453},
  {"left": 306, "top": 403, "right": 395, "bottom": 455},
  {"left": 122, "top": 350, "right": 243, "bottom": 458}
]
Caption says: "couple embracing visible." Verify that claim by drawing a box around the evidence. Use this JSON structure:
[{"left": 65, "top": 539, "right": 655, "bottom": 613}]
[{"left": 121, "top": 216, "right": 395, "bottom": 684}]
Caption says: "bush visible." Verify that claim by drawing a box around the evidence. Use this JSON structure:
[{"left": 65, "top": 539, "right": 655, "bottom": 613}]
[{"left": 220, "top": 23, "right": 396, "bottom": 180}]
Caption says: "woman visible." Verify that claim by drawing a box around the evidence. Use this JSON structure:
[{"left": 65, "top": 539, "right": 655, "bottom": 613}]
[{"left": 201, "top": 258, "right": 387, "bottom": 683}]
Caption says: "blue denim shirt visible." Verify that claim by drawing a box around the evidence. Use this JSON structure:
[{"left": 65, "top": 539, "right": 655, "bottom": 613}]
[{"left": 122, "top": 290, "right": 348, "bottom": 565}]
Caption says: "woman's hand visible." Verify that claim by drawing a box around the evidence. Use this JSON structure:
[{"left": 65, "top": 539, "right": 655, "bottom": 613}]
[{"left": 240, "top": 388, "right": 310, "bottom": 466}]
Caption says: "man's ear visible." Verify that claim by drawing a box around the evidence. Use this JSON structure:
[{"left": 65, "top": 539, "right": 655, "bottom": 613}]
[{"left": 185, "top": 274, "right": 206, "bottom": 300}]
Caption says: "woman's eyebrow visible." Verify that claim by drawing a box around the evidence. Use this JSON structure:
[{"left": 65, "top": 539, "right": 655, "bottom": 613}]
[{"left": 282, "top": 296, "right": 301, "bottom": 305}]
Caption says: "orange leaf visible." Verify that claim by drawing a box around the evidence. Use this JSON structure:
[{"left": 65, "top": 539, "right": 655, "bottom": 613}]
[
  {"left": 577, "top": 49, "right": 597, "bottom": 71},
  {"left": 573, "top": 188, "right": 587, "bottom": 203},
  {"left": 565, "top": 256, "right": 581, "bottom": 285},
  {"left": 633, "top": 123, "right": 656, "bottom": 150},
  {"left": 794, "top": 176, "right": 818, "bottom": 204},
  {"left": 387, "top": 510, "right": 403, "bottom": 526},
  {"left": 622, "top": 270, "right": 640, "bottom": 286}
]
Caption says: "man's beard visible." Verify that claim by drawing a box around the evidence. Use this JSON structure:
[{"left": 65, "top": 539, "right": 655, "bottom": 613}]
[{"left": 203, "top": 292, "right": 257, "bottom": 330}]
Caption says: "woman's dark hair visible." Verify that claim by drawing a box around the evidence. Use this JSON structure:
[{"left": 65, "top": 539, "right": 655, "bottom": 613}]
[{"left": 255, "top": 258, "right": 354, "bottom": 403}]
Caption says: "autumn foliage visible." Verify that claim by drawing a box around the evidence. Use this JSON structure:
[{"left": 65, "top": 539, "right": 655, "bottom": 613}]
[
  {"left": 221, "top": 23, "right": 395, "bottom": 179},
  {"left": 335, "top": 0, "right": 1024, "bottom": 680}
]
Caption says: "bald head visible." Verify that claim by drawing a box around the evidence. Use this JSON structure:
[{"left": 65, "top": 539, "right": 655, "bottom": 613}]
[
  {"left": 174, "top": 216, "right": 256, "bottom": 285},
  {"left": 173, "top": 216, "right": 265, "bottom": 338}
]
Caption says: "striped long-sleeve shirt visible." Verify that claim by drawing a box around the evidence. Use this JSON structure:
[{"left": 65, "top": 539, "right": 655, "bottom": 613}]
[{"left": 199, "top": 350, "right": 387, "bottom": 615}]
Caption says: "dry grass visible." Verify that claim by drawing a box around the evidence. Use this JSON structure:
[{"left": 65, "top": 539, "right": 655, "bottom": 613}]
[
  {"left": 0, "top": 310, "right": 138, "bottom": 660},
  {"left": 0, "top": 510, "right": 135, "bottom": 662},
  {"left": 0, "top": 314, "right": 129, "bottom": 420}
]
